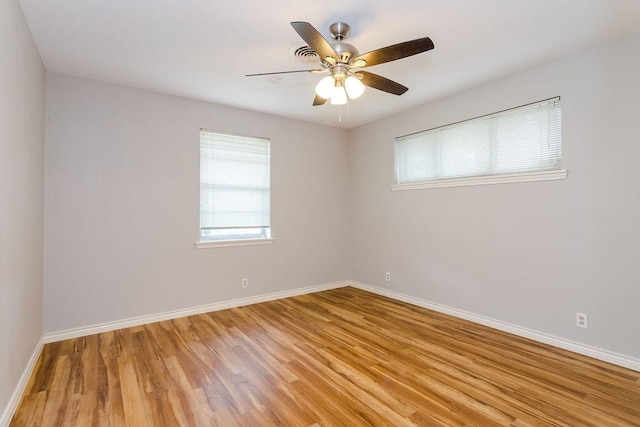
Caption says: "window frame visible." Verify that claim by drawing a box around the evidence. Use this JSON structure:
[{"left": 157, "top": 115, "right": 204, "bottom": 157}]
[
  {"left": 196, "top": 129, "right": 274, "bottom": 248},
  {"left": 393, "top": 97, "right": 567, "bottom": 191}
]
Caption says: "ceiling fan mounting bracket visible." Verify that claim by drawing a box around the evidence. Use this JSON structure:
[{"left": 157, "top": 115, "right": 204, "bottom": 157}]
[{"left": 329, "top": 22, "right": 350, "bottom": 41}]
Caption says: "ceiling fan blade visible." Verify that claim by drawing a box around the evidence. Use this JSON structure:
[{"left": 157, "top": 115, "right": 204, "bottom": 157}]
[
  {"left": 352, "top": 37, "right": 434, "bottom": 68},
  {"left": 358, "top": 71, "right": 408, "bottom": 95},
  {"left": 313, "top": 95, "right": 328, "bottom": 106},
  {"left": 246, "top": 69, "right": 324, "bottom": 77},
  {"left": 291, "top": 21, "right": 338, "bottom": 63}
]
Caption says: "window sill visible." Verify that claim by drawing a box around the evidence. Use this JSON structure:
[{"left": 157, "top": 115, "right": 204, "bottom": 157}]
[
  {"left": 195, "top": 238, "right": 274, "bottom": 248},
  {"left": 391, "top": 169, "right": 568, "bottom": 191}
]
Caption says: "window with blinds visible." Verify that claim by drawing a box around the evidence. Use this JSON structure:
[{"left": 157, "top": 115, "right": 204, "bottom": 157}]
[
  {"left": 395, "top": 97, "right": 563, "bottom": 188},
  {"left": 200, "top": 130, "right": 270, "bottom": 241}
]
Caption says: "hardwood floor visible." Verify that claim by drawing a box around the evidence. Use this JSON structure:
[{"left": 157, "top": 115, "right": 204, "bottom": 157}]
[{"left": 11, "top": 287, "right": 640, "bottom": 426}]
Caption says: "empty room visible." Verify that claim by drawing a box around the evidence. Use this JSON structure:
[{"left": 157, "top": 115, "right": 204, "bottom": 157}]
[{"left": 2, "top": 0, "right": 640, "bottom": 425}]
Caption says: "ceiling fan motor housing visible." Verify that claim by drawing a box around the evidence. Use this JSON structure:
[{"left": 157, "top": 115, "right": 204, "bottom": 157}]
[{"left": 332, "top": 41, "right": 359, "bottom": 64}]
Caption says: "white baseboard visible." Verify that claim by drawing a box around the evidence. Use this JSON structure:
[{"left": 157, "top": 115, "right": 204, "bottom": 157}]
[
  {"left": 349, "top": 281, "right": 640, "bottom": 372},
  {"left": 42, "top": 279, "right": 640, "bottom": 371},
  {"left": 0, "top": 337, "right": 44, "bottom": 427},
  {"left": 43, "top": 280, "right": 350, "bottom": 343}
]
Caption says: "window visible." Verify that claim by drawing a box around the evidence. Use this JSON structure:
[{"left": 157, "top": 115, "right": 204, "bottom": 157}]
[
  {"left": 198, "top": 130, "right": 272, "bottom": 247},
  {"left": 394, "top": 97, "right": 565, "bottom": 190}
]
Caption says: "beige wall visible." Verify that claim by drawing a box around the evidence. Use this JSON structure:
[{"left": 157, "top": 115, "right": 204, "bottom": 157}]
[
  {"left": 0, "top": 0, "right": 45, "bottom": 421},
  {"left": 35, "top": 21, "right": 640, "bottom": 381},
  {"left": 43, "top": 73, "right": 350, "bottom": 333},
  {"left": 348, "top": 33, "right": 640, "bottom": 359}
]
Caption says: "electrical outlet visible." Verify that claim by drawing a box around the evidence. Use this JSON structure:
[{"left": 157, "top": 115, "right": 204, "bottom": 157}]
[
  {"left": 576, "top": 312, "right": 588, "bottom": 328},
  {"left": 385, "top": 272, "right": 391, "bottom": 282},
  {"left": 242, "top": 278, "right": 248, "bottom": 288}
]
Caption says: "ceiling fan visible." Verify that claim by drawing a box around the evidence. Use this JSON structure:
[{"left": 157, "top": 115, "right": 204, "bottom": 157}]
[{"left": 247, "top": 21, "right": 434, "bottom": 106}]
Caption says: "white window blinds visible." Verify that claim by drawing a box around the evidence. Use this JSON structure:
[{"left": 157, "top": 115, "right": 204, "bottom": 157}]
[
  {"left": 395, "top": 97, "right": 562, "bottom": 185},
  {"left": 200, "top": 130, "right": 270, "bottom": 240}
]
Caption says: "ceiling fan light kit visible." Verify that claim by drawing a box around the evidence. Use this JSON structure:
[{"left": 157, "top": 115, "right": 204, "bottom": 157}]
[
  {"left": 315, "top": 72, "right": 365, "bottom": 104},
  {"left": 345, "top": 76, "right": 365, "bottom": 99},
  {"left": 330, "top": 83, "right": 348, "bottom": 105},
  {"left": 247, "top": 21, "right": 434, "bottom": 108},
  {"left": 315, "top": 75, "right": 334, "bottom": 99}
]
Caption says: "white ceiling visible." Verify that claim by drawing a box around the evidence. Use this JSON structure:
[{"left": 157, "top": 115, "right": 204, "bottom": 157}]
[{"left": 18, "top": 0, "right": 640, "bottom": 129}]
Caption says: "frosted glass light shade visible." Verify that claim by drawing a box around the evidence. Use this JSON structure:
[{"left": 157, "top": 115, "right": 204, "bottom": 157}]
[
  {"left": 345, "top": 76, "right": 365, "bottom": 99},
  {"left": 330, "top": 85, "right": 347, "bottom": 105},
  {"left": 315, "top": 76, "right": 334, "bottom": 99}
]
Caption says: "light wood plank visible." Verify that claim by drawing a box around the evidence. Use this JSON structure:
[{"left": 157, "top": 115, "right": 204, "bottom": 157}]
[{"left": 11, "top": 287, "right": 640, "bottom": 426}]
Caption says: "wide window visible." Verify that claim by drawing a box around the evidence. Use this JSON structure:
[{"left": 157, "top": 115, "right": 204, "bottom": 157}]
[
  {"left": 198, "top": 130, "right": 271, "bottom": 246},
  {"left": 394, "top": 97, "right": 565, "bottom": 189}
]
